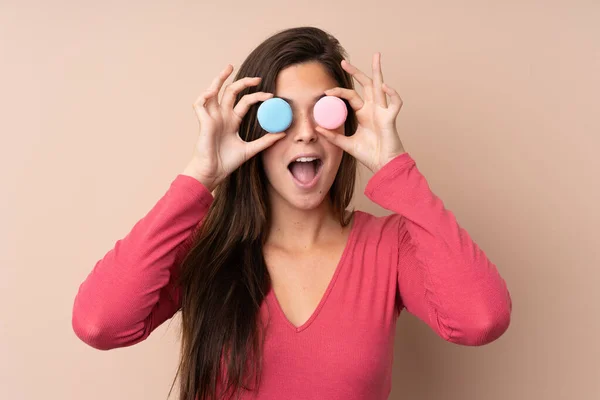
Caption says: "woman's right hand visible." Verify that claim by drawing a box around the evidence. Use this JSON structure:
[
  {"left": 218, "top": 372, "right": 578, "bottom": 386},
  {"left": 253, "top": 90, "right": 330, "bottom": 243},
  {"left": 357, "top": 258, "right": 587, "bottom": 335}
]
[{"left": 183, "top": 64, "right": 286, "bottom": 191}]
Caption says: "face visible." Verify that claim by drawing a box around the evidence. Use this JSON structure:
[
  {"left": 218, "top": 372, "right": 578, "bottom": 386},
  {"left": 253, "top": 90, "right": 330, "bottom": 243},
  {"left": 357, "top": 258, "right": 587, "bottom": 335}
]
[{"left": 260, "top": 62, "right": 345, "bottom": 211}]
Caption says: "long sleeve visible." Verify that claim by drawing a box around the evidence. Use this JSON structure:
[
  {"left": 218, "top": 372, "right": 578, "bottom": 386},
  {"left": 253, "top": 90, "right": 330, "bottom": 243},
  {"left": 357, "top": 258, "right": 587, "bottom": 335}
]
[
  {"left": 364, "top": 152, "right": 512, "bottom": 346},
  {"left": 72, "top": 175, "right": 214, "bottom": 350}
]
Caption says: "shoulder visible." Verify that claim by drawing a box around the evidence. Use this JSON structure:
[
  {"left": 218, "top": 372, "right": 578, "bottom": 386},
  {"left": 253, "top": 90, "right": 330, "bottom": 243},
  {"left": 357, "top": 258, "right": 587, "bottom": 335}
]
[
  {"left": 350, "top": 209, "right": 403, "bottom": 244},
  {"left": 344, "top": 210, "right": 403, "bottom": 284},
  {"left": 352, "top": 209, "right": 401, "bottom": 231}
]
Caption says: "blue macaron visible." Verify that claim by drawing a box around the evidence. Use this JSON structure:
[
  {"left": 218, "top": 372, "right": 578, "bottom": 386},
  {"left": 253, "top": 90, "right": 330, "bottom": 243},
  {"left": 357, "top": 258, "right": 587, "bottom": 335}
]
[{"left": 257, "top": 97, "right": 293, "bottom": 133}]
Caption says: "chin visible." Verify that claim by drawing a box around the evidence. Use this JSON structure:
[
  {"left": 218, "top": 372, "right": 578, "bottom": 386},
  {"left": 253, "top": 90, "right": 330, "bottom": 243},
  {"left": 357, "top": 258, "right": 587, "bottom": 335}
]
[
  {"left": 267, "top": 172, "right": 334, "bottom": 211},
  {"left": 285, "top": 191, "right": 329, "bottom": 210}
]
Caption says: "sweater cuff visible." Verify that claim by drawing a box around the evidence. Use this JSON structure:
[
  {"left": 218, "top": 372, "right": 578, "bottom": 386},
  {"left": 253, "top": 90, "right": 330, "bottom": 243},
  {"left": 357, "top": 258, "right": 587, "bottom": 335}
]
[
  {"left": 172, "top": 174, "right": 214, "bottom": 208},
  {"left": 364, "top": 152, "right": 416, "bottom": 197}
]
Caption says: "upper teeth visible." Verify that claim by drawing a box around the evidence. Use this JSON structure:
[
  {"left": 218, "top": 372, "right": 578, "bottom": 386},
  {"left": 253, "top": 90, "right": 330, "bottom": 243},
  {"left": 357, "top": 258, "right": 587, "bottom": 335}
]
[{"left": 295, "top": 157, "right": 318, "bottom": 162}]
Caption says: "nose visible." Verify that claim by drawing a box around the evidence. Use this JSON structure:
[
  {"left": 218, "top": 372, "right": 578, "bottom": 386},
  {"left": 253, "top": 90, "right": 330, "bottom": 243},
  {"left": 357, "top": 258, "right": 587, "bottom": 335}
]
[{"left": 290, "top": 111, "right": 318, "bottom": 143}]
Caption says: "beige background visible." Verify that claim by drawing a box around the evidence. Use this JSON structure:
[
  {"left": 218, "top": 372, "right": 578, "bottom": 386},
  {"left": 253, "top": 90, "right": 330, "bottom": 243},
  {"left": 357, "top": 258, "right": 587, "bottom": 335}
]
[{"left": 1, "top": 1, "right": 599, "bottom": 399}]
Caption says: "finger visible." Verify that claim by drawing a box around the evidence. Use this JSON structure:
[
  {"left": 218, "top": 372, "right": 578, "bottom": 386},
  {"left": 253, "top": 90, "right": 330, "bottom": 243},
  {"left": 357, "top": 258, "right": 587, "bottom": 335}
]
[
  {"left": 372, "top": 52, "right": 387, "bottom": 108},
  {"left": 382, "top": 83, "right": 403, "bottom": 112},
  {"left": 245, "top": 132, "right": 286, "bottom": 159},
  {"left": 221, "top": 77, "right": 262, "bottom": 111},
  {"left": 193, "top": 86, "right": 219, "bottom": 109},
  {"left": 232, "top": 91, "right": 274, "bottom": 119},
  {"left": 324, "top": 87, "right": 364, "bottom": 111},
  {"left": 341, "top": 59, "right": 373, "bottom": 100},
  {"left": 315, "top": 126, "right": 353, "bottom": 153},
  {"left": 205, "top": 64, "right": 234, "bottom": 113},
  {"left": 193, "top": 98, "right": 210, "bottom": 122},
  {"left": 193, "top": 87, "right": 220, "bottom": 121}
]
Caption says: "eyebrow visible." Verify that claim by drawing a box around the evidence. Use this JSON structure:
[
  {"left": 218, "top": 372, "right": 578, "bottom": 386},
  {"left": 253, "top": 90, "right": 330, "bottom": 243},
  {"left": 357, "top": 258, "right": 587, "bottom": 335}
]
[{"left": 278, "top": 94, "right": 327, "bottom": 106}]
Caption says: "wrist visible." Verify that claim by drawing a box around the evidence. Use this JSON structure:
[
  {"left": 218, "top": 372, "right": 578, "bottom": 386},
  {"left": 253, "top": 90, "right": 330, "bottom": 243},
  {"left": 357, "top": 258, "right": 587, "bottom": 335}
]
[{"left": 182, "top": 161, "right": 217, "bottom": 192}]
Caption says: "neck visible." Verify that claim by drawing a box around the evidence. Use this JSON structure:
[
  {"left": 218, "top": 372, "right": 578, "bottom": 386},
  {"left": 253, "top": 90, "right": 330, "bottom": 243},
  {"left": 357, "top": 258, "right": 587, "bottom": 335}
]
[{"left": 266, "top": 194, "right": 340, "bottom": 251}]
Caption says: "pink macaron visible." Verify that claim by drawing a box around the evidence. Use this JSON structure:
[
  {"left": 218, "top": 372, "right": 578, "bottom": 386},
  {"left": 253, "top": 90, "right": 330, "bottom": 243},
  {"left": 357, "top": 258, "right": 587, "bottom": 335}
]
[{"left": 313, "top": 96, "right": 348, "bottom": 130}]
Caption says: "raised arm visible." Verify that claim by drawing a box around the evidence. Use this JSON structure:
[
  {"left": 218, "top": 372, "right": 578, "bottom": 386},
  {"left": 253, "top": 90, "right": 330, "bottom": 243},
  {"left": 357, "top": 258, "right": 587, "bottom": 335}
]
[
  {"left": 72, "top": 175, "right": 213, "bottom": 350},
  {"left": 365, "top": 153, "right": 512, "bottom": 346}
]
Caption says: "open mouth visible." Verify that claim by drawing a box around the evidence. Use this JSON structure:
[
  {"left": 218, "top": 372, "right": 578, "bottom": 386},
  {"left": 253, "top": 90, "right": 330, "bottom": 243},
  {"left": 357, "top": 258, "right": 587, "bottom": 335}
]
[{"left": 287, "top": 158, "right": 324, "bottom": 187}]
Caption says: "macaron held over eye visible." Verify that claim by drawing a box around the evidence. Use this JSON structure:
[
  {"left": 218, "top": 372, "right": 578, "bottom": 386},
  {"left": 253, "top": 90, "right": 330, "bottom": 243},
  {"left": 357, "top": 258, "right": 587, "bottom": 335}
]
[
  {"left": 256, "top": 97, "right": 293, "bottom": 133},
  {"left": 257, "top": 96, "right": 348, "bottom": 133},
  {"left": 313, "top": 96, "right": 347, "bottom": 130}
]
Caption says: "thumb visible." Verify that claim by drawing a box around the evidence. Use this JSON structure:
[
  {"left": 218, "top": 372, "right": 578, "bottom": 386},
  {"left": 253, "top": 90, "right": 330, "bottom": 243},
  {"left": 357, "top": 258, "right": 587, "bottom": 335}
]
[
  {"left": 316, "top": 126, "right": 352, "bottom": 153},
  {"left": 245, "top": 132, "right": 286, "bottom": 159}
]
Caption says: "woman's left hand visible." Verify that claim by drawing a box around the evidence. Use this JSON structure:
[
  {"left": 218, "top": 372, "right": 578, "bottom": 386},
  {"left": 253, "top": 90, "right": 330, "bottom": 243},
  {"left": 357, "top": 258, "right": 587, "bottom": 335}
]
[{"left": 316, "top": 52, "right": 405, "bottom": 174}]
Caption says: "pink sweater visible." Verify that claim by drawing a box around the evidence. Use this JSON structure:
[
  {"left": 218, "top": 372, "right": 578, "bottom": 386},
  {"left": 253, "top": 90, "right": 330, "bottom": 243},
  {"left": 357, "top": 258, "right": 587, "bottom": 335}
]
[{"left": 72, "top": 152, "right": 511, "bottom": 399}]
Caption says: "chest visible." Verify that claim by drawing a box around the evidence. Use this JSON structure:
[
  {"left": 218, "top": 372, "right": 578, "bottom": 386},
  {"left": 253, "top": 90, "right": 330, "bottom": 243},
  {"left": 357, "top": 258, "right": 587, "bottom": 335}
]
[
  {"left": 249, "top": 217, "right": 401, "bottom": 399},
  {"left": 263, "top": 243, "right": 345, "bottom": 329}
]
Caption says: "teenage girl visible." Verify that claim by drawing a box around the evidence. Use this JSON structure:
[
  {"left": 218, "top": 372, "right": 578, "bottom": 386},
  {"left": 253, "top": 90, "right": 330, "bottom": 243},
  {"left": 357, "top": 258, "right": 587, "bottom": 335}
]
[{"left": 72, "top": 26, "right": 512, "bottom": 400}]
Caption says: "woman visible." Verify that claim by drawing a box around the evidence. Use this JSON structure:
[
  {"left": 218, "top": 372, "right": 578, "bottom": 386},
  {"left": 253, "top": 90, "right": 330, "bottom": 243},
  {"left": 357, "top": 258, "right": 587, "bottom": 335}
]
[{"left": 72, "top": 26, "right": 512, "bottom": 400}]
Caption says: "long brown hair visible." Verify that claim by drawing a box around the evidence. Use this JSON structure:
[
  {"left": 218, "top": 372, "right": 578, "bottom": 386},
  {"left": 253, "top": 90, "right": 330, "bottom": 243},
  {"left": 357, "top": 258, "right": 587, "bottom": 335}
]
[{"left": 173, "top": 26, "right": 358, "bottom": 400}]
